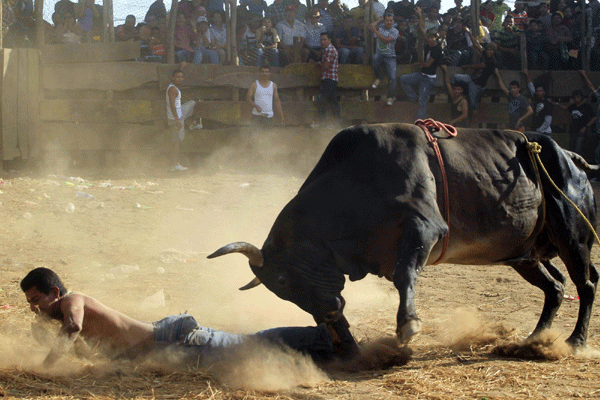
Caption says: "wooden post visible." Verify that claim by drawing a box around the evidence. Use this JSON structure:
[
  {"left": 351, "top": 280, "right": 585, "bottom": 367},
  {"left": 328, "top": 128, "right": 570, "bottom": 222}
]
[
  {"left": 103, "top": 0, "right": 108, "bottom": 41},
  {"left": 225, "top": 0, "right": 231, "bottom": 63},
  {"left": 364, "top": 1, "right": 372, "bottom": 65},
  {"left": 35, "top": 0, "right": 44, "bottom": 47},
  {"left": 167, "top": 0, "right": 179, "bottom": 64},
  {"left": 520, "top": 32, "right": 527, "bottom": 70},
  {"left": 0, "top": 0, "right": 3, "bottom": 48},
  {"left": 470, "top": 0, "right": 480, "bottom": 63},
  {"left": 231, "top": 0, "right": 238, "bottom": 66},
  {"left": 107, "top": 0, "right": 114, "bottom": 42}
]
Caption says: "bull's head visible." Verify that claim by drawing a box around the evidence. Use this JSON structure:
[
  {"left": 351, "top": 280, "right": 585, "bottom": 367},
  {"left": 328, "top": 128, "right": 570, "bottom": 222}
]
[{"left": 207, "top": 241, "right": 359, "bottom": 358}]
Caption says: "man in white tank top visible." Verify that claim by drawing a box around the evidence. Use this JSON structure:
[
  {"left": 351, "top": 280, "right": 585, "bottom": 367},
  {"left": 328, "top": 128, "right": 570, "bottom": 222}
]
[
  {"left": 246, "top": 65, "right": 285, "bottom": 128},
  {"left": 167, "top": 69, "right": 200, "bottom": 172}
]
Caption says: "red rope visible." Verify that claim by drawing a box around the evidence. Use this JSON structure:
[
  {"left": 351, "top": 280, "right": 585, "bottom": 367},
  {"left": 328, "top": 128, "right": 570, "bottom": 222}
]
[{"left": 414, "top": 119, "right": 457, "bottom": 265}]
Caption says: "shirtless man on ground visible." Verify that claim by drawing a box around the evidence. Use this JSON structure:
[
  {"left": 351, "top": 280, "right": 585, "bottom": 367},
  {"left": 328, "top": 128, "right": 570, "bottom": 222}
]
[{"left": 21, "top": 267, "right": 334, "bottom": 368}]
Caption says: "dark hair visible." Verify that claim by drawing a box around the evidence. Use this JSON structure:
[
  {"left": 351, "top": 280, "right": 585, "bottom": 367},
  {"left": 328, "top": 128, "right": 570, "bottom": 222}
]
[
  {"left": 172, "top": 69, "right": 183, "bottom": 76},
  {"left": 384, "top": 11, "right": 394, "bottom": 17},
  {"left": 509, "top": 80, "right": 520, "bottom": 88},
  {"left": 321, "top": 31, "right": 332, "bottom": 40},
  {"left": 21, "top": 268, "right": 68, "bottom": 296}
]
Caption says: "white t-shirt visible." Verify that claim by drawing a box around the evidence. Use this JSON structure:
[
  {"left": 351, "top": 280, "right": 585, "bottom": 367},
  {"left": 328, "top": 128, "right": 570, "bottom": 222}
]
[
  {"left": 166, "top": 83, "right": 181, "bottom": 120},
  {"left": 251, "top": 80, "right": 274, "bottom": 118}
]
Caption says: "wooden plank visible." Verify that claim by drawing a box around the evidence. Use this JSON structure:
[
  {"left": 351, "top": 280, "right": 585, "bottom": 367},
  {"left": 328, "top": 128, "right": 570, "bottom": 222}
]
[
  {"left": 158, "top": 64, "right": 260, "bottom": 90},
  {"left": 210, "top": 72, "right": 310, "bottom": 89},
  {"left": 42, "top": 62, "right": 159, "bottom": 91},
  {"left": 17, "top": 49, "right": 29, "bottom": 159},
  {"left": 40, "top": 42, "right": 142, "bottom": 64},
  {"left": 1, "top": 49, "right": 19, "bottom": 160},
  {"left": 40, "top": 99, "right": 153, "bottom": 123},
  {"left": 28, "top": 48, "right": 41, "bottom": 158}
]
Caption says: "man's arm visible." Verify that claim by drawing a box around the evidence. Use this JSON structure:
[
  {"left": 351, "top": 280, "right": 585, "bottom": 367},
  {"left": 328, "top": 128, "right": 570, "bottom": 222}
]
[
  {"left": 43, "top": 295, "right": 85, "bottom": 367},
  {"left": 441, "top": 64, "right": 453, "bottom": 95},
  {"left": 580, "top": 69, "right": 599, "bottom": 94},
  {"left": 451, "top": 98, "right": 469, "bottom": 126},
  {"left": 494, "top": 68, "right": 510, "bottom": 96},
  {"left": 415, "top": 6, "right": 426, "bottom": 38},
  {"left": 464, "top": 26, "right": 483, "bottom": 55},
  {"left": 273, "top": 82, "right": 285, "bottom": 125},
  {"left": 522, "top": 69, "right": 534, "bottom": 96},
  {"left": 369, "top": 19, "right": 394, "bottom": 43},
  {"left": 246, "top": 81, "right": 260, "bottom": 113},
  {"left": 168, "top": 86, "right": 182, "bottom": 129},
  {"left": 516, "top": 104, "right": 533, "bottom": 129}
]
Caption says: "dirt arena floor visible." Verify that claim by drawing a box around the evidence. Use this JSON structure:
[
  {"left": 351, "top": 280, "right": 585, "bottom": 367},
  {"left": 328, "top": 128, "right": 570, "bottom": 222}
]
[{"left": 1, "top": 127, "right": 600, "bottom": 399}]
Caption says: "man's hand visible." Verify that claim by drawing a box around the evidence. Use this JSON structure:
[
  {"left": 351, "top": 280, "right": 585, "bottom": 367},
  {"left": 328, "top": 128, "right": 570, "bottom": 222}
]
[{"left": 175, "top": 118, "right": 183, "bottom": 130}]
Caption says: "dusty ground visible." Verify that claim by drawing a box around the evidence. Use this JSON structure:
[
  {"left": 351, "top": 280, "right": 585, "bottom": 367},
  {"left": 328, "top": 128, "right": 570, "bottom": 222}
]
[{"left": 1, "top": 127, "right": 600, "bottom": 399}]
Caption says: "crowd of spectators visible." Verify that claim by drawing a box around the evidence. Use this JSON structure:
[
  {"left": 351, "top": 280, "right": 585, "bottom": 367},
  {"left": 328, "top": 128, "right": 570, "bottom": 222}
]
[{"left": 4, "top": 0, "right": 600, "bottom": 71}]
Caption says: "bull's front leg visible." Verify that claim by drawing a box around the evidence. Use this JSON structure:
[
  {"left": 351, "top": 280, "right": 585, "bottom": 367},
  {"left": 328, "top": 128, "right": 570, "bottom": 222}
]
[{"left": 393, "top": 216, "right": 447, "bottom": 345}]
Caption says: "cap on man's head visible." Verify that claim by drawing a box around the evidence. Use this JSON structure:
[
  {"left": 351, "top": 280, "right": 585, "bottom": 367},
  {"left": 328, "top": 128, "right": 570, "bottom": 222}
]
[
  {"left": 285, "top": 5, "right": 296, "bottom": 11},
  {"left": 197, "top": 16, "right": 208, "bottom": 23},
  {"left": 426, "top": 27, "right": 439, "bottom": 37}
]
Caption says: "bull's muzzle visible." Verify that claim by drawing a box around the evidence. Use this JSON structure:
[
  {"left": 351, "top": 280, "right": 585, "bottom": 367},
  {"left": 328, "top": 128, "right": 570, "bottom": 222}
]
[{"left": 207, "top": 242, "right": 264, "bottom": 290}]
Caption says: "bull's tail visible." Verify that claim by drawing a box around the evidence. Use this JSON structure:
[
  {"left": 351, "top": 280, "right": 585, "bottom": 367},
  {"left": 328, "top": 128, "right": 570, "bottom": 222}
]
[{"left": 563, "top": 149, "right": 600, "bottom": 172}]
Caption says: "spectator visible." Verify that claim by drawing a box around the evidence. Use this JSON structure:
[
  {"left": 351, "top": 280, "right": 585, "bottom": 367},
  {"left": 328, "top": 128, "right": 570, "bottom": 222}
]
[
  {"left": 267, "top": 0, "right": 286, "bottom": 26},
  {"left": 315, "top": 32, "right": 341, "bottom": 126},
  {"left": 491, "top": 14, "right": 521, "bottom": 70},
  {"left": 56, "top": 12, "right": 82, "bottom": 44},
  {"left": 370, "top": 12, "right": 399, "bottom": 106},
  {"left": 395, "top": 17, "right": 417, "bottom": 64},
  {"left": 445, "top": 17, "right": 470, "bottom": 66},
  {"left": 174, "top": 13, "right": 196, "bottom": 63},
  {"left": 441, "top": 65, "right": 469, "bottom": 127},
  {"left": 7, "top": 0, "right": 35, "bottom": 47},
  {"left": 150, "top": 26, "right": 166, "bottom": 61},
  {"left": 465, "top": 15, "right": 491, "bottom": 46},
  {"left": 167, "top": 69, "right": 199, "bottom": 171},
  {"left": 239, "top": 15, "right": 264, "bottom": 66},
  {"left": 390, "top": 0, "right": 416, "bottom": 21},
  {"left": 450, "top": 37, "right": 497, "bottom": 115},
  {"left": 55, "top": 0, "right": 76, "bottom": 17},
  {"left": 304, "top": 8, "right": 326, "bottom": 62},
  {"left": 328, "top": 0, "right": 350, "bottom": 27},
  {"left": 244, "top": 0, "right": 268, "bottom": 18},
  {"left": 247, "top": 64, "right": 285, "bottom": 127},
  {"left": 538, "top": 2, "right": 552, "bottom": 28},
  {"left": 372, "top": 0, "right": 386, "bottom": 19},
  {"left": 522, "top": 69, "right": 553, "bottom": 134},
  {"left": 590, "top": 0, "right": 600, "bottom": 29},
  {"left": 210, "top": 12, "right": 228, "bottom": 65},
  {"left": 194, "top": 16, "right": 219, "bottom": 64},
  {"left": 580, "top": 69, "right": 600, "bottom": 179},
  {"left": 316, "top": 0, "right": 335, "bottom": 34},
  {"left": 448, "top": 0, "right": 467, "bottom": 20},
  {"left": 398, "top": 7, "right": 442, "bottom": 117},
  {"left": 487, "top": 0, "right": 511, "bottom": 32},
  {"left": 424, "top": 6, "right": 441, "bottom": 31},
  {"left": 206, "top": 0, "right": 226, "bottom": 15},
  {"left": 556, "top": 89, "right": 597, "bottom": 156},
  {"left": 145, "top": 0, "right": 167, "bottom": 23},
  {"left": 116, "top": 15, "right": 138, "bottom": 42},
  {"left": 138, "top": 25, "right": 153, "bottom": 58},
  {"left": 508, "top": 1, "right": 529, "bottom": 31},
  {"left": 257, "top": 17, "right": 280, "bottom": 67},
  {"left": 546, "top": 12, "right": 572, "bottom": 70},
  {"left": 76, "top": 0, "right": 98, "bottom": 42},
  {"left": 494, "top": 72, "right": 534, "bottom": 131},
  {"left": 526, "top": 19, "right": 549, "bottom": 70},
  {"left": 334, "top": 14, "right": 365, "bottom": 64},
  {"left": 286, "top": 0, "right": 309, "bottom": 23},
  {"left": 276, "top": 6, "right": 307, "bottom": 66}
]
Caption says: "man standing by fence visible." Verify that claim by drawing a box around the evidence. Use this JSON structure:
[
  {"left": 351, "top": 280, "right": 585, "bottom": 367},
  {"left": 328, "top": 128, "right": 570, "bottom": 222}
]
[{"left": 313, "top": 32, "right": 340, "bottom": 129}]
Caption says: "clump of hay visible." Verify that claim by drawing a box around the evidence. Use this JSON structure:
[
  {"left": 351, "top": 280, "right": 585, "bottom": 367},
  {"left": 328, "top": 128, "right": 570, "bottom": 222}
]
[
  {"left": 493, "top": 329, "right": 573, "bottom": 360},
  {"left": 326, "top": 337, "right": 412, "bottom": 372}
]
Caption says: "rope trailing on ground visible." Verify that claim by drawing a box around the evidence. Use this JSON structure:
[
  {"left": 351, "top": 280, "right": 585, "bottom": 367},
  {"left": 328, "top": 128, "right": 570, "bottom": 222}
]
[{"left": 414, "top": 119, "right": 457, "bottom": 265}]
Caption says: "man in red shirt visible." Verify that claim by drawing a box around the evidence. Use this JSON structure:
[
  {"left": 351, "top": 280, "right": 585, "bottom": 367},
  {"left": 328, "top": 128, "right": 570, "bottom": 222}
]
[{"left": 314, "top": 32, "right": 340, "bottom": 128}]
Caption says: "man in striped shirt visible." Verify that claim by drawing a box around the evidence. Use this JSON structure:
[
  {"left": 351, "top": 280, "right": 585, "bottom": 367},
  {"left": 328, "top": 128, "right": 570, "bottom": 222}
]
[{"left": 314, "top": 32, "right": 340, "bottom": 128}]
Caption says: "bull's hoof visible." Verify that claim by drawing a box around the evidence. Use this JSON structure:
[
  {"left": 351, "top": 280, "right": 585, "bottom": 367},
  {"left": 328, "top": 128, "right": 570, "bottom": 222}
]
[{"left": 397, "top": 319, "right": 422, "bottom": 346}]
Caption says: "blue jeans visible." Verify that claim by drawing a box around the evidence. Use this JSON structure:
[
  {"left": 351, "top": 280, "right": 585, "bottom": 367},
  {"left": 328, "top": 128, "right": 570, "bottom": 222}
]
[
  {"left": 193, "top": 48, "right": 220, "bottom": 64},
  {"left": 175, "top": 49, "right": 192, "bottom": 63},
  {"left": 317, "top": 78, "right": 340, "bottom": 120},
  {"left": 338, "top": 47, "right": 365, "bottom": 64},
  {"left": 398, "top": 72, "right": 437, "bottom": 120},
  {"left": 451, "top": 74, "right": 484, "bottom": 110},
  {"left": 372, "top": 53, "right": 397, "bottom": 98}
]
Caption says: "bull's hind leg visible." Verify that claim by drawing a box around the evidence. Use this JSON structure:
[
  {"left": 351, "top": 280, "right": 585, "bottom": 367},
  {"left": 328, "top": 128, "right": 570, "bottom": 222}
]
[
  {"left": 509, "top": 259, "right": 565, "bottom": 336},
  {"left": 393, "top": 215, "right": 447, "bottom": 345}
]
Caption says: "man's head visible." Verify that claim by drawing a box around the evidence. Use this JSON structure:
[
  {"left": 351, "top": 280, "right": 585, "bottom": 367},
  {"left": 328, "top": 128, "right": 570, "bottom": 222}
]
[
  {"left": 572, "top": 89, "right": 584, "bottom": 105},
  {"left": 21, "top": 268, "right": 67, "bottom": 315},
  {"left": 320, "top": 32, "right": 332, "bottom": 48},
  {"left": 310, "top": 8, "right": 321, "bottom": 25},
  {"left": 485, "top": 41, "right": 497, "bottom": 57},
  {"left": 285, "top": 6, "right": 296, "bottom": 23},
  {"left": 426, "top": 27, "right": 439, "bottom": 46},
  {"left": 427, "top": 7, "right": 438, "bottom": 20},
  {"left": 509, "top": 80, "right": 521, "bottom": 96},
  {"left": 452, "top": 83, "right": 465, "bottom": 97},
  {"left": 172, "top": 69, "right": 184, "bottom": 85},
  {"left": 540, "top": 2, "right": 549, "bottom": 15},
  {"left": 384, "top": 12, "right": 394, "bottom": 29},
  {"left": 535, "top": 85, "right": 546, "bottom": 99},
  {"left": 503, "top": 14, "right": 514, "bottom": 28},
  {"left": 212, "top": 11, "right": 222, "bottom": 25},
  {"left": 125, "top": 14, "right": 136, "bottom": 27},
  {"left": 259, "top": 64, "right": 271, "bottom": 79}
]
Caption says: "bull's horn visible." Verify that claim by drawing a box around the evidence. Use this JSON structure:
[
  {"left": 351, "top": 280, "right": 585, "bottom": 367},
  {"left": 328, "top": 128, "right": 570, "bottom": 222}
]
[
  {"left": 207, "top": 242, "right": 264, "bottom": 267},
  {"left": 239, "top": 276, "right": 262, "bottom": 291}
]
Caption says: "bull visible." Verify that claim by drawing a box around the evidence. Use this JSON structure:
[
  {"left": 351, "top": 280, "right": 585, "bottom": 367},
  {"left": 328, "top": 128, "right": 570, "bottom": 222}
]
[{"left": 209, "top": 123, "right": 599, "bottom": 356}]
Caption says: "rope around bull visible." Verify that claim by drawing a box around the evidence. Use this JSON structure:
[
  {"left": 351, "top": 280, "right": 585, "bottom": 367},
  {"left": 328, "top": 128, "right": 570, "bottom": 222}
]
[{"left": 415, "top": 119, "right": 600, "bottom": 265}]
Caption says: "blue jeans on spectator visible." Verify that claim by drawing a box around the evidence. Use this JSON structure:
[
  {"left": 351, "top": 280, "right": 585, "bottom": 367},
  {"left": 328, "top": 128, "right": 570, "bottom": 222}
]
[
  {"left": 338, "top": 47, "right": 365, "bottom": 64},
  {"left": 317, "top": 78, "right": 340, "bottom": 120},
  {"left": 372, "top": 53, "right": 397, "bottom": 99},
  {"left": 194, "top": 48, "right": 220, "bottom": 64},
  {"left": 175, "top": 49, "right": 193, "bottom": 63},
  {"left": 451, "top": 74, "right": 484, "bottom": 110},
  {"left": 398, "top": 72, "right": 437, "bottom": 120},
  {"left": 262, "top": 48, "right": 279, "bottom": 67}
]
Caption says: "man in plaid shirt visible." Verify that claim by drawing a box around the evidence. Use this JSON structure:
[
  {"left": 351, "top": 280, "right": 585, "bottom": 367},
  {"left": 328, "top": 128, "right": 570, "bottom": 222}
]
[{"left": 314, "top": 31, "right": 340, "bottom": 127}]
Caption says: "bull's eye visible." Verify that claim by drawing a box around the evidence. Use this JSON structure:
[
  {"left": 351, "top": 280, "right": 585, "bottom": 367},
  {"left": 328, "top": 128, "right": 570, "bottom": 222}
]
[{"left": 278, "top": 276, "right": 286, "bottom": 286}]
